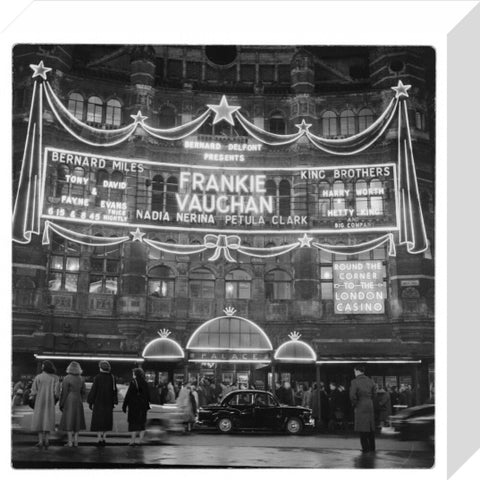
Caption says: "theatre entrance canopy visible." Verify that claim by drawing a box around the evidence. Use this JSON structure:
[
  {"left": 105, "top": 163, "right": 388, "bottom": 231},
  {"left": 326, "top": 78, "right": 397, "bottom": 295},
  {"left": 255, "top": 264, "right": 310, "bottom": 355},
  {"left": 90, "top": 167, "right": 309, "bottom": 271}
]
[
  {"left": 274, "top": 332, "right": 317, "bottom": 363},
  {"left": 142, "top": 329, "right": 185, "bottom": 361},
  {"left": 186, "top": 309, "right": 273, "bottom": 363}
]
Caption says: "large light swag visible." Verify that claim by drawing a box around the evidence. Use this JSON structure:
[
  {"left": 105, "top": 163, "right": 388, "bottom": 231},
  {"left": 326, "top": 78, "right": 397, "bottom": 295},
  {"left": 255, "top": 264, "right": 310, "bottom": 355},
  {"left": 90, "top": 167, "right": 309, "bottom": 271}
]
[{"left": 12, "top": 62, "right": 428, "bottom": 259}]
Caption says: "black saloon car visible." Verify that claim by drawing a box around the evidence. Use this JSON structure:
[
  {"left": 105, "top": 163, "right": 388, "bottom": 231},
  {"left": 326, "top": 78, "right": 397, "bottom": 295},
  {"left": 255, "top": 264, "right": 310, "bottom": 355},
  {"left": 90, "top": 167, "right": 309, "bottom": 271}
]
[{"left": 196, "top": 390, "right": 315, "bottom": 434}]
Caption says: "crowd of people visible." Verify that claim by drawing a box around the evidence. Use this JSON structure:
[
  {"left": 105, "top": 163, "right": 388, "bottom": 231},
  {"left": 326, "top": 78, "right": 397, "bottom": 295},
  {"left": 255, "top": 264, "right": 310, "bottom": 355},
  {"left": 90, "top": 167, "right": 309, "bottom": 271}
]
[{"left": 12, "top": 362, "right": 426, "bottom": 451}]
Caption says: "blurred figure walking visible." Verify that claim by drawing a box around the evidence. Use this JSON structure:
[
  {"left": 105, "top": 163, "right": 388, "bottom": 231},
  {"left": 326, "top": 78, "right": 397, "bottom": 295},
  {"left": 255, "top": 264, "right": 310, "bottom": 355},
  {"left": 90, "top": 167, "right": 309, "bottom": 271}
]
[
  {"left": 59, "top": 361, "right": 86, "bottom": 447},
  {"left": 122, "top": 368, "right": 150, "bottom": 445},
  {"left": 30, "top": 360, "right": 60, "bottom": 449},
  {"left": 87, "top": 360, "right": 118, "bottom": 446}
]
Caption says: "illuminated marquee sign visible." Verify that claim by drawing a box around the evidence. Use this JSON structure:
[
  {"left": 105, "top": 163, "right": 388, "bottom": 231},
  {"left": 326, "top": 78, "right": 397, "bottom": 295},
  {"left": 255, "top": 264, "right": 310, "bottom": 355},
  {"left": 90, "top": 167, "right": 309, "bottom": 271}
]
[
  {"left": 333, "top": 261, "right": 387, "bottom": 314},
  {"left": 188, "top": 351, "right": 271, "bottom": 363},
  {"left": 41, "top": 147, "right": 398, "bottom": 235}
]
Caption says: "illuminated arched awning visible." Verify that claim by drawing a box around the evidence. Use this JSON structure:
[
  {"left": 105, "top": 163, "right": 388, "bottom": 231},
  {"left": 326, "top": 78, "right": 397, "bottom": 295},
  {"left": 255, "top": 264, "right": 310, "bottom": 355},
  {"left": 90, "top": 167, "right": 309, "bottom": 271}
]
[
  {"left": 142, "top": 330, "right": 184, "bottom": 360},
  {"left": 186, "top": 310, "right": 272, "bottom": 351},
  {"left": 274, "top": 332, "right": 317, "bottom": 363}
]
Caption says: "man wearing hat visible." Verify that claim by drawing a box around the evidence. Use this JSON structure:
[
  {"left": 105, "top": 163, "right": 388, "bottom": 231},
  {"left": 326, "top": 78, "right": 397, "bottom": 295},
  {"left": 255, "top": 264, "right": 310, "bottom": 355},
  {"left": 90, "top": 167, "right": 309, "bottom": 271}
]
[
  {"left": 349, "top": 365, "right": 377, "bottom": 453},
  {"left": 87, "top": 361, "right": 118, "bottom": 446}
]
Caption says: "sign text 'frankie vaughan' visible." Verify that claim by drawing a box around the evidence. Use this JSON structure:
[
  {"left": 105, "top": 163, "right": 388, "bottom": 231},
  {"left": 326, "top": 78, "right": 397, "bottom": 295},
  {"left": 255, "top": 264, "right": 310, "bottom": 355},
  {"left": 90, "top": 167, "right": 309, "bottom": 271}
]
[{"left": 43, "top": 147, "right": 399, "bottom": 234}]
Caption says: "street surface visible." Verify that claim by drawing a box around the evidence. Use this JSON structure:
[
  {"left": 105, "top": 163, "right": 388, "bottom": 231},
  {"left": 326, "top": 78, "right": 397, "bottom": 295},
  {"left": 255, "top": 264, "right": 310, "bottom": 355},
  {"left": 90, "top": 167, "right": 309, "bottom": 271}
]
[{"left": 12, "top": 431, "right": 434, "bottom": 468}]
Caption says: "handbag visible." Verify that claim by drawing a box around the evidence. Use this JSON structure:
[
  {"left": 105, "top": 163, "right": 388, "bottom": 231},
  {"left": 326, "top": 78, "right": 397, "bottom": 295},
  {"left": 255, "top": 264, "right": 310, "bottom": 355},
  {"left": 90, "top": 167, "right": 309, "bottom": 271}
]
[{"left": 28, "top": 396, "right": 35, "bottom": 409}]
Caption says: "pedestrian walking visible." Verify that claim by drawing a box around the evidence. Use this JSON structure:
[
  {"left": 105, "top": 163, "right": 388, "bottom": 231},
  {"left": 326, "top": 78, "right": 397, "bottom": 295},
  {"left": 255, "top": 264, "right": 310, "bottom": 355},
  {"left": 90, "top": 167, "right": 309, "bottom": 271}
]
[
  {"left": 375, "top": 385, "right": 392, "bottom": 428},
  {"left": 176, "top": 382, "right": 196, "bottom": 432},
  {"left": 59, "top": 361, "right": 86, "bottom": 447},
  {"left": 29, "top": 360, "right": 60, "bottom": 449},
  {"left": 301, "top": 384, "right": 312, "bottom": 409},
  {"left": 328, "top": 382, "right": 344, "bottom": 433},
  {"left": 122, "top": 367, "right": 150, "bottom": 445},
  {"left": 165, "top": 382, "right": 176, "bottom": 404},
  {"left": 349, "top": 365, "right": 377, "bottom": 453},
  {"left": 87, "top": 360, "right": 118, "bottom": 446}
]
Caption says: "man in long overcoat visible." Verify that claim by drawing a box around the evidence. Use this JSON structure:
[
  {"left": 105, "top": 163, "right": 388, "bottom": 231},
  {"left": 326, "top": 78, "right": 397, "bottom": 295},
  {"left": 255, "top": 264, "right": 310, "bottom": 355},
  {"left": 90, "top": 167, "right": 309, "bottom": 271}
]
[{"left": 349, "top": 365, "right": 377, "bottom": 453}]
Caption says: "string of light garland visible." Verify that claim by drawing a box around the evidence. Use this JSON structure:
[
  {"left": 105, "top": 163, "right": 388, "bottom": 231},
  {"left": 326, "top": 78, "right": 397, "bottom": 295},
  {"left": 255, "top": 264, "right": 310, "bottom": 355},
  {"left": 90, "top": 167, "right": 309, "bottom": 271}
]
[{"left": 12, "top": 62, "right": 428, "bottom": 257}]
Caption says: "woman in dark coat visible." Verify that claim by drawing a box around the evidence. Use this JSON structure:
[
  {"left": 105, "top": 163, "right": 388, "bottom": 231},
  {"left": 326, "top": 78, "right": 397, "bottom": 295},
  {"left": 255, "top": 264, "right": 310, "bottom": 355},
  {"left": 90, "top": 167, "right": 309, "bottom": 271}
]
[
  {"left": 349, "top": 365, "right": 377, "bottom": 453},
  {"left": 122, "top": 368, "right": 150, "bottom": 445},
  {"left": 87, "top": 361, "right": 118, "bottom": 446},
  {"left": 59, "top": 361, "right": 86, "bottom": 447}
]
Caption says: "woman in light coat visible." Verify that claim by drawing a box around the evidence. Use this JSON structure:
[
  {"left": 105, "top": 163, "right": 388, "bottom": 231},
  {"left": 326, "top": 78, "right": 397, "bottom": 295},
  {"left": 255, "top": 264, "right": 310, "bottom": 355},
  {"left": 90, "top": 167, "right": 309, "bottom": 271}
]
[
  {"left": 59, "top": 361, "right": 86, "bottom": 447},
  {"left": 30, "top": 360, "right": 60, "bottom": 449}
]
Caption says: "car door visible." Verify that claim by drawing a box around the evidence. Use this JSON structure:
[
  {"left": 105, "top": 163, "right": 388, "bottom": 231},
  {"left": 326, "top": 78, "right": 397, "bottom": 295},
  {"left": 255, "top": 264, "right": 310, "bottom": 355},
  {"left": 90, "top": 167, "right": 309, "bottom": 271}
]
[
  {"left": 226, "top": 392, "right": 255, "bottom": 428},
  {"left": 253, "top": 392, "right": 283, "bottom": 430}
]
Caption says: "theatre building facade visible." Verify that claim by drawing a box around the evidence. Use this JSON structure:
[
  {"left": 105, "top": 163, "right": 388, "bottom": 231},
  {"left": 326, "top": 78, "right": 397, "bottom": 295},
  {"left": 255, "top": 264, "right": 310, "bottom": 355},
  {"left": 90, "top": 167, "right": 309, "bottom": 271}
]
[{"left": 12, "top": 45, "right": 435, "bottom": 402}]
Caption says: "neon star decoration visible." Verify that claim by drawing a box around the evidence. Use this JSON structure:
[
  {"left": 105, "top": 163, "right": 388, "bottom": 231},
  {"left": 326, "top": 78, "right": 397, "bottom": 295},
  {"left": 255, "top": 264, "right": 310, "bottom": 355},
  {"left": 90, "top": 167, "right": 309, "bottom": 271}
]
[
  {"left": 224, "top": 307, "right": 237, "bottom": 317},
  {"left": 297, "top": 233, "right": 313, "bottom": 248},
  {"left": 30, "top": 61, "right": 52, "bottom": 80},
  {"left": 207, "top": 95, "right": 240, "bottom": 125},
  {"left": 130, "top": 228, "right": 145, "bottom": 242},
  {"left": 391, "top": 80, "right": 411, "bottom": 99},
  {"left": 130, "top": 110, "right": 148, "bottom": 124},
  {"left": 295, "top": 119, "right": 312, "bottom": 133}
]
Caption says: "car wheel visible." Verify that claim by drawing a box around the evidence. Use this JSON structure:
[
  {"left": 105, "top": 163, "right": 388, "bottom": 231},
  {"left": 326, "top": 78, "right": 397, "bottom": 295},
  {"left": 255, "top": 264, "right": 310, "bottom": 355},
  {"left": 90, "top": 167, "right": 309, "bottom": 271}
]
[
  {"left": 286, "top": 417, "right": 303, "bottom": 435},
  {"left": 217, "top": 417, "right": 233, "bottom": 433}
]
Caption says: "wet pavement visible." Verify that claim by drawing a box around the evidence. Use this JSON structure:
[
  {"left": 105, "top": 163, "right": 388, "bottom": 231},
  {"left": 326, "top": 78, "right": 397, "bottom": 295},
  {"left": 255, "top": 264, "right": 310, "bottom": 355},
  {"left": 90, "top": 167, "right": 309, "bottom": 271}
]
[{"left": 12, "top": 432, "right": 434, "bottom": 468}]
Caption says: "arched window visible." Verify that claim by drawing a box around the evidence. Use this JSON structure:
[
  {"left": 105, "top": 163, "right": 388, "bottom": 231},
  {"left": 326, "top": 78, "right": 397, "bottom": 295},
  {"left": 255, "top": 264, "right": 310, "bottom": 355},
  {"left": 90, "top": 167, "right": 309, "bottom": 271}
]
[
  {"left": 148, "top": 266, "right": 175, "bottom": 298},
  {"left": 225, "top": 269, "right": 251, "bottom": 299},
  {"left": 159, "top": 105, "right": 176, "bottom": 128},
  {"left": 415, "top": 111, "right": 426, "bottom": 130},
  {"left": 105, "top": 99, "right": 122, "bottom": 127},
  {"left": 48, "top": 233, "right": 80, "bottom": 292},
  {"left": 87, "top": 96, "right": 103, "bottom": 124},
  {"left": 89, "top": 238, "right": 120, "bottom": 294},
  {"left": 265, "top": 179, "right": 277, "bottom": 214},
  {"left": 166, "top": 176, "right": 178, "bottom": 215},
  {"left": 322, "top": 111, "right": 337, "bottom": 137},
  {"left": 355, "top": 179, "right": 368, "bottom": 212},
  {"left": 318, "top": 181, "right": 330, "bottom": 217},
  {"left": 95, "top": 169, "right": 109, "bottom": 206},
  {"left": 151, "top": 175, "right": 164, "bottom": 211},
  {"left": 333, "top": 180, "right": 346, "bottom": 210},
  {"left": 370, "top": 179, "right": 384, "bottom": 214},
  {"left": 340, "top": 109, "right": 356, "bottom": 136},
  {"left": 265, "top": 269, "right": 292, "bottom": 300},
  {"left": 189, "top": 267, "right": 215, "bottom": 298},
  {"left": 109, "top": 171, "right": 124, "bottom": 202},
  {"left": 14, "top": 277, "right": 36, "bottom": 307},
  {"left": 68, "top": 93, "right": 84, "bottom": 120},
  {"left": 279, "top": 179, "right": 291, "bottom": 216},
  {"left": 55, "top": 165, "right": 69, "bottom": 197},
  {"left": 70, "top": 166, "right": 85, "bottom": 197},
  {"left": 358, "top": 108, "right": 374, "bottom": 131},
  {"left": 269, "top": 111, "right": 286, "bottom": 135}
]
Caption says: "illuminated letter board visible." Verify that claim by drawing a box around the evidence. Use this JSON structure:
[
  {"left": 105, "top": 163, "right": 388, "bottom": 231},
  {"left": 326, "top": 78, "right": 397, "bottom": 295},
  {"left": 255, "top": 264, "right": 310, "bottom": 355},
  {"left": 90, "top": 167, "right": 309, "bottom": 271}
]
[
  {"left": 333, "top": 261, "right": 387, "bottom": 314},
  {"left": 41, "top": 147, "right": 399, "bottom": 235}
]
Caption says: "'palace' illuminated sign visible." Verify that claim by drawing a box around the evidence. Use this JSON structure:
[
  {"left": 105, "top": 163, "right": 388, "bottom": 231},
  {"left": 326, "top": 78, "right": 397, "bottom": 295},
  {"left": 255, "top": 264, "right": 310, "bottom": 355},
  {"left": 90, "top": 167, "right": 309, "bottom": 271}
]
[{"left": 41, "top": 147, "right": 399, "bottom": 235}]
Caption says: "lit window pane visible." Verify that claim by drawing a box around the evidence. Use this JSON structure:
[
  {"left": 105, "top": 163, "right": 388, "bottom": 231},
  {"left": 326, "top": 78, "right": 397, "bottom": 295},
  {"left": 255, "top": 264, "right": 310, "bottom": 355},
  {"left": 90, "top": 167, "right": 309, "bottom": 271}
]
[
  {"left": 48, "top": 272, "right": 62, "bottom": 291},
  {"left": 89, "top": 275, "right": 103, "bottom": 293},
  {"left": 51, "top": 255, "right": 63, "bottom": 270},
  {"left": 321, "top": 283, "right": 333, "bottom": 300},
  {"left": 66, "top": 257, "right": 80, "bottom": 272},
  {"left": 321, "top": 267, "right": 332, "bottom": 280},
  {"left": 64, "top": 274, "right": 78, "bottom": 292},
  {"left": 373, "top": 247, "right": 386, "bottom": 260}
]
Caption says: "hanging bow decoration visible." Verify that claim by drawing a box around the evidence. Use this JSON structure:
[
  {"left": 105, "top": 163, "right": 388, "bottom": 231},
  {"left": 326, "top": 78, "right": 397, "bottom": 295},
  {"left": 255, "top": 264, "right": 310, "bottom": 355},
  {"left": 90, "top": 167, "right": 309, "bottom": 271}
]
[{"left": 204, "top": 234, "right": 241, "bottom": 262}]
